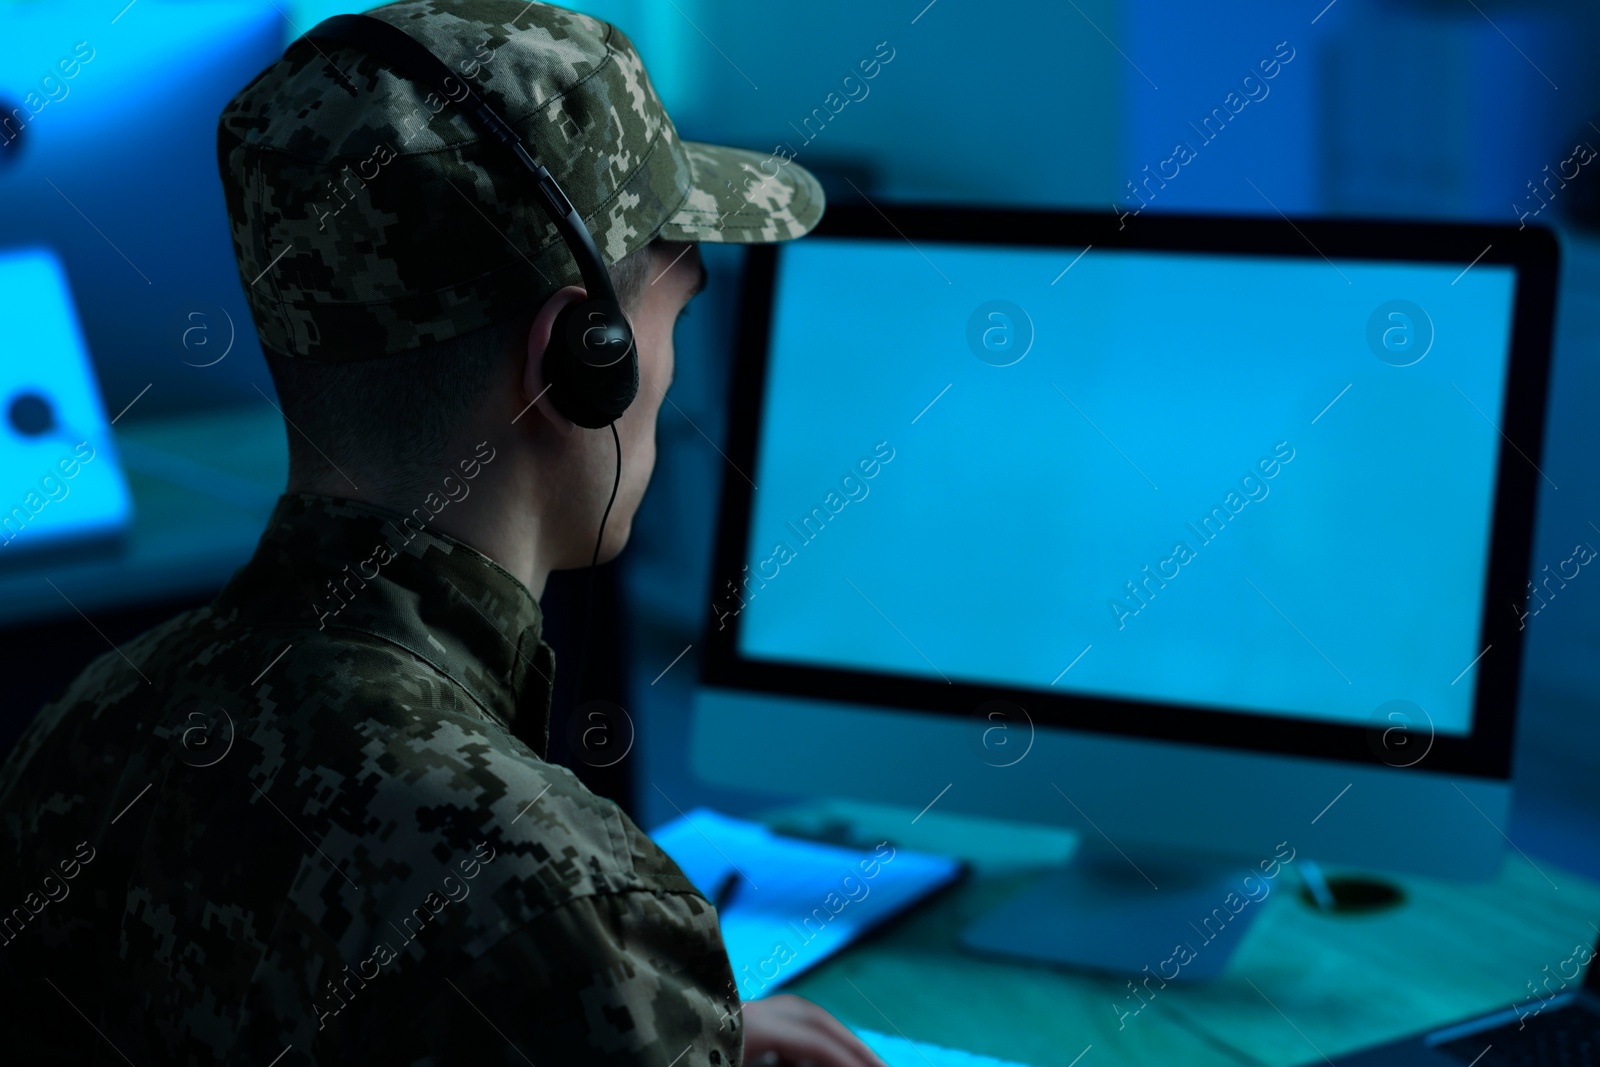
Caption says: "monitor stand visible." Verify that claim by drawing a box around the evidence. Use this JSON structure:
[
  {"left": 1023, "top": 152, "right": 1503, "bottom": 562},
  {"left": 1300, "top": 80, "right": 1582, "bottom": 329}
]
[{"left": 959, "top": 841, "right": 1273, "bottom": 980}]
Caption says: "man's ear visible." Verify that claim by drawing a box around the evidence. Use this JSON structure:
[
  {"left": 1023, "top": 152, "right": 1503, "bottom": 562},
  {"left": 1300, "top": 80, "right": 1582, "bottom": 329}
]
[{"left": 520, "top": 284, "right": 588, "bottom": 437}]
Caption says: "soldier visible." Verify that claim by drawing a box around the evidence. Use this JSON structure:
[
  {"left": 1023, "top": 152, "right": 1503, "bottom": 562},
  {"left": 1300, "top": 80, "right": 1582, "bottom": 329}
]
[{"left": 0, "top": 2, "right": 886, "bottom": 1064}]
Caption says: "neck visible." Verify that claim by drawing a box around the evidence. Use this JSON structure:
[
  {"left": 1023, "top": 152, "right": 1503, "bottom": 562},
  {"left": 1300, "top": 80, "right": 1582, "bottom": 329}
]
[{"left": 290, "top": 441, "right": 553, "bottom": 600}]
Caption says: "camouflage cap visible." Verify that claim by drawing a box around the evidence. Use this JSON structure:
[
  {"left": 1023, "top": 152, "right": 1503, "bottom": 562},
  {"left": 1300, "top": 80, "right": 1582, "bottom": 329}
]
[{"left": 217, "top": 0, "right": 825, "bottom": 362}]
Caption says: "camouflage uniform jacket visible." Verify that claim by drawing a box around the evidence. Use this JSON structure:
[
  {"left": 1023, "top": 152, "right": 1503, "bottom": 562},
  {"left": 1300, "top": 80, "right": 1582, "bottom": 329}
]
[{"left": 0, "top": 492, "right": 742, "bottom": 1066}]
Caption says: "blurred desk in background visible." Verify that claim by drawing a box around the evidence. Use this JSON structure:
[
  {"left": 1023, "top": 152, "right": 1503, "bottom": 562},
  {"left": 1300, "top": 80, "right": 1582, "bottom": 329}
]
[
  {"left": 761, "top": 800, "right": 1600, "bottom": 1067},
  {"left": 0, "top": 405, "right": 284, "bottom": 751},
  {"left": 0, "top": 404, "right": 285, "bottom": 628}
]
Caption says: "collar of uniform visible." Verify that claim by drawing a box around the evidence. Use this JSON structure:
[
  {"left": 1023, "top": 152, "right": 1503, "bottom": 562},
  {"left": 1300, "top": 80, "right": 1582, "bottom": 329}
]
[{"left": 216, "top": 493, "right": 555, "bottom": 757}]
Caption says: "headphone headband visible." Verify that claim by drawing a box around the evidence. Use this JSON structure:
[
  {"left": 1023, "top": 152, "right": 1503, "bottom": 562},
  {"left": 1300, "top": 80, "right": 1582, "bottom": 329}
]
[
  {"left": 293, "top": 13, "right": 639, "bottom": 430},
  {"left": 299, "top": 13, "right": 620, "bottom": 307}
]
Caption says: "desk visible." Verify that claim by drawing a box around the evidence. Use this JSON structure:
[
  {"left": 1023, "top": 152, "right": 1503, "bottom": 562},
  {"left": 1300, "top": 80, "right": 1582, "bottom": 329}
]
[
  {"left": 0, "top": 405, "right": 286, "bottom": 627},
  {"left": 763, "top": 800, "right": 1600, "bottom": 1067}
]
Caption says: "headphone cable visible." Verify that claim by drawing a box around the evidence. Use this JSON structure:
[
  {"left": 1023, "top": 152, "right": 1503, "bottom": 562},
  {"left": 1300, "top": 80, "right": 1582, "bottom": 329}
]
[{"left": 574, "top": 420, "right": 621, "bottom": 709}]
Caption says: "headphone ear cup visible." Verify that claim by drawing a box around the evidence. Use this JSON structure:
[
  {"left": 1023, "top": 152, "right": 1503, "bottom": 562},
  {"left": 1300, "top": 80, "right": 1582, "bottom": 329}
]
[{"left": 542, "top": 298, "right": 638, "bottom": 429}]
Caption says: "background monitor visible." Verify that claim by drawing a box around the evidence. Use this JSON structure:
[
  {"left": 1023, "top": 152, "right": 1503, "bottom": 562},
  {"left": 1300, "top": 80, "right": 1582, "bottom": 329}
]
[
  {"left": 0, "top": 246, "right": 131, "bottom": 563},
  {"left": 690, "top": 204, "right": 1558, "bottom": 968}
]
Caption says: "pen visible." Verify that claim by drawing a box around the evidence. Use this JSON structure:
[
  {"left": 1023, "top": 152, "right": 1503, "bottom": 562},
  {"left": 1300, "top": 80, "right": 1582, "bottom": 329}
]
[{"left": 1301, "top": 860, "right": 1337, "bottom": 910}]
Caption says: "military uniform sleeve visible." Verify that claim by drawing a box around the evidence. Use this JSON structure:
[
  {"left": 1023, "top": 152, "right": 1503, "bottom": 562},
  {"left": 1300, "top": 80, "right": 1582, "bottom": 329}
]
[{"left": 384, "top": 886, "right": 743, "bottom": 1067}]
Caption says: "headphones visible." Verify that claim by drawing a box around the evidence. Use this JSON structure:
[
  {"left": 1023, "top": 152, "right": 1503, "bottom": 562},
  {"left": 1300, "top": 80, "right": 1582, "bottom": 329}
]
[{"left": 296, "top": 14, "right": 638, "bottom": 430}]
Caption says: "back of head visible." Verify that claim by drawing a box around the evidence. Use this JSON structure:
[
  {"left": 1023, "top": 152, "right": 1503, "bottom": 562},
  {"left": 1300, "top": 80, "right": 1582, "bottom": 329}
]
[{"left": 216, "top": 0, "right": 822, "bottom": 494}]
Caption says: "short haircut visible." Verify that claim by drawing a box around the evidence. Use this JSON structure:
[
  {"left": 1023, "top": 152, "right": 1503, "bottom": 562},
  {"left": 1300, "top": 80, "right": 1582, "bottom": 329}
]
[{"left": 265, "top": 238, "right": 664, "bottom": 498}]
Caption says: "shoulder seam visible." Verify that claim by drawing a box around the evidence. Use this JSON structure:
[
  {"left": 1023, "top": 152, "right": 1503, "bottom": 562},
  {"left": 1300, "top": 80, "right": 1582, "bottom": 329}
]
[
  {"left": 509, "top": 882, "right": 710, "bottom": 918},
  {"left": 249, "top": 621, "right": 510, "bottom": 731}
]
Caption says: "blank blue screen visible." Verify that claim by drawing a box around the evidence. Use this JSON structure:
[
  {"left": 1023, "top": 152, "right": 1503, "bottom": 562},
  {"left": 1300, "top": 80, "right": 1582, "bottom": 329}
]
[{"left": 734, "top": 237, "right": 1518, "bottom": 737}]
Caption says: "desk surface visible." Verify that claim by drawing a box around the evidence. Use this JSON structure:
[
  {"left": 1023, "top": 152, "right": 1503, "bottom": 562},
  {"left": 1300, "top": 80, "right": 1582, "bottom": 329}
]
[
  {"left": 763, "top": 800, "right": 1600, "bottom": 1067},
  {"left": 0, "top": 405, "right": 286, "bottom": 627}
]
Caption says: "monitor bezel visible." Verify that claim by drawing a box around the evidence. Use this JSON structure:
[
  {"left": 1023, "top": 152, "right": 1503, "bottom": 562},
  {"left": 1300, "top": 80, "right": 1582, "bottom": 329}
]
[{"left": 700, "top": 204, "right": 1559, "bottom": 781}]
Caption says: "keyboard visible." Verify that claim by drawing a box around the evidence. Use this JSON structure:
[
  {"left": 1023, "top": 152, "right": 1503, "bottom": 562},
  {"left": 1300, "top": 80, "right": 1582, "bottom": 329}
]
[{"left": 1438, "top": 1002, "right": 1600, "bottom": 1067}]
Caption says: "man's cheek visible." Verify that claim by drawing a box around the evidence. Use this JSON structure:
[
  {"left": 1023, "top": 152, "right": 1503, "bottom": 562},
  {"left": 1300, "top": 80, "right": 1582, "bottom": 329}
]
[
  {"left": 647, "top": 335, "right": 676, "bottom": 402},
  {"left": 635, "top": 399, "right": 665, "bottom": 477}
]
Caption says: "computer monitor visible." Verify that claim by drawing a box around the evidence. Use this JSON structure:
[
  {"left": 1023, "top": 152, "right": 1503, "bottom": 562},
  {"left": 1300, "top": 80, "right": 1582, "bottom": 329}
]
[
  {"left": 690, "top": 204, "right": 1558, "bottom": 972},
  {"left": 0, "top": 246, "right": 132, "bottom": 563}
]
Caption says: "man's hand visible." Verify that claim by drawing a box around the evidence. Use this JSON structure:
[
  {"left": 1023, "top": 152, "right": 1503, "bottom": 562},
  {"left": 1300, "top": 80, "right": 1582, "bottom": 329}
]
[{"left": 741, "top": 994, "right": 890, "bottom": 1067}]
